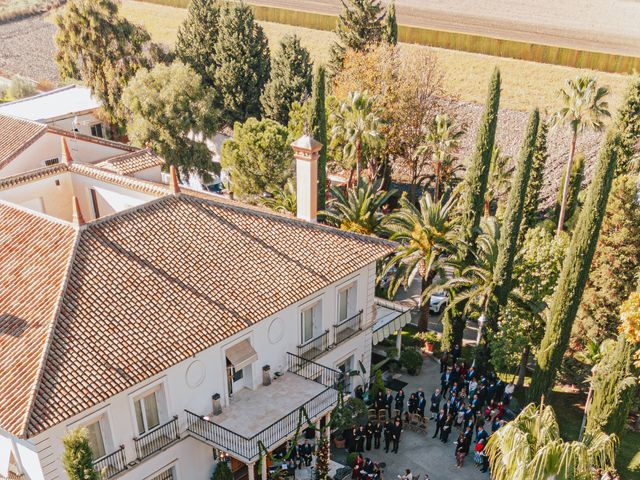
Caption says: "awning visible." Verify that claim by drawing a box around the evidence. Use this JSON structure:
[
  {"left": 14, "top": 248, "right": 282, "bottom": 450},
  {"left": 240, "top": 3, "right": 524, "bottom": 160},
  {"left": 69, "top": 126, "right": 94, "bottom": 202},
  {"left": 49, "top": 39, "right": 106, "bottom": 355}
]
[
  {"left": 225, "top": 339, "right": 258, "bottom": 370},
  {"left": 372, "top": 298, "right": 412, "bottom": 345}
]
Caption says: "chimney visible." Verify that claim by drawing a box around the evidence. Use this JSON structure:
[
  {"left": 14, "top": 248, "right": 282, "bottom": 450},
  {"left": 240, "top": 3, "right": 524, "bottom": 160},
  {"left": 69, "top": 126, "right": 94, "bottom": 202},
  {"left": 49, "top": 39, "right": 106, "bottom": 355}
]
[
  {"left": 61, "top": 137, "right": 73, "bottom": 164},
  {"left": 71, "top": 196, "right": 85, "bottom": 225},
  {"left": 169, "top": 165, "right": 181, "bottom": 194},
  {"left": 291, "top": 135, "right": 322, "bottom": 222}
]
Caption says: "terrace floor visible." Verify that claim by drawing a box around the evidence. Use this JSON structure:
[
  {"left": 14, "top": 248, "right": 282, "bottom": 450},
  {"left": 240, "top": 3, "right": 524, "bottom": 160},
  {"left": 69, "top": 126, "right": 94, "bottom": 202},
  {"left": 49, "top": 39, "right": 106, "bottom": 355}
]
[{"left": 211, "top": 372, "right": 326, "bottom": 438}]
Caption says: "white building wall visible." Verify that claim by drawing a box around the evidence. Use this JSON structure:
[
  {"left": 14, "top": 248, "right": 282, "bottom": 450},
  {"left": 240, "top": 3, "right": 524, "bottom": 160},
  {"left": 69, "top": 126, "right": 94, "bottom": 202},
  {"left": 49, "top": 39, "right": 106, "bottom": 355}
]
[
  {"left": 9, "top": 262, "right": 378, "bottom": 480},
  {"left": 47, "top": 112, "right": 102, "bottom": 137},
  {"left": 132, "top": 166, "right": 163, "bottom": 183}
]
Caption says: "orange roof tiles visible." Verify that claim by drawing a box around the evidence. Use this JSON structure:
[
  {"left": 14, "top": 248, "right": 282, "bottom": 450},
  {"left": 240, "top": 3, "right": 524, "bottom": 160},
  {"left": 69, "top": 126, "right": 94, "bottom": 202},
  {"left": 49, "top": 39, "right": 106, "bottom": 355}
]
[
  {"left": 0, "top": 193, "right": 393, "bottom": 438},
  {"left": 0, "top": 203, "right": 78, "bottom": 438},
  {"left": 95, "top": 149, "right": 164, "bottom": 176},
  {"left": 0, "top": 115, "right": 48, "bottom": 170}
]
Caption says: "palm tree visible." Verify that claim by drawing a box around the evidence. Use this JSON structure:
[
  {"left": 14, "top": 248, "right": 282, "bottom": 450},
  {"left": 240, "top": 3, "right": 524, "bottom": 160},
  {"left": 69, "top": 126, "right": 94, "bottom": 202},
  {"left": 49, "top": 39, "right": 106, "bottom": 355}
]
[
  {"left": 321, "top": 179, "right": 395, "bottom": 235},
  {"left": 260, "top": 179, "right": 297, "bottom": 214},
  {"left": 416, "top": 113, "right": 465, "bottom": 201},
  {"left": 381, "top": 191, "right": 458, "bottom": 331},
  {"left": 551, "top": 75, "right": 610, "bottom": 234},
  {"left": 330, "top": 91, "right": 384, "bottom": 186},
  {"left": 486, "top": 402, "right": 618, "bottom": 480},
  {"left": 484, "top": 146, "right": 513, "bottom": 216}
]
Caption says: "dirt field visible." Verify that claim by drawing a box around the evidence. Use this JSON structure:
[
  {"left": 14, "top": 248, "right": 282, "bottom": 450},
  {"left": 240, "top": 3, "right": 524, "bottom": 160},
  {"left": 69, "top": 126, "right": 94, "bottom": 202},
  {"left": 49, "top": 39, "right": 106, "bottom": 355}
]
[{"left": 249, "top": 0, "right": 640, "bottom": 57}]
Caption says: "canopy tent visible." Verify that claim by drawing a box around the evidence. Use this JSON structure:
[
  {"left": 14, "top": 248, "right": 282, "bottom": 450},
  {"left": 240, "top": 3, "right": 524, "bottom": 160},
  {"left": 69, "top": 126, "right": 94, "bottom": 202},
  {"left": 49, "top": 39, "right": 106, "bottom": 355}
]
[{"left": 372, "top": 298, "right": 412, "bottom": 345}]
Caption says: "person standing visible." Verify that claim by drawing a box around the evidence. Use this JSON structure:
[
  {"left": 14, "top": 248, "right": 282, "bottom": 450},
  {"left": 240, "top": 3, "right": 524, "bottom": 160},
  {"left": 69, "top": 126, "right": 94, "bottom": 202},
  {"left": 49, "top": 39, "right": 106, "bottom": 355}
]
[
  {"left": 385, "top": 389, "right": 394, "bottom": 417},
  {"left": 345, "top": 425, "right": 357, "bottom": 453},
  {"left": 383, "top": 420, "right": 392, "bottom": 453},
  {"left": 352, "top": 454, "right": 364, "bottom": 479},
  {"left": 395, "top": 389, "right": 405, "bottom": 415},
  {"left": 432, "top": 409, "right": 446, "bottom": 439},
  {"left": 441, "top": 368, "right": 452, "bottom": 395},
  {"left": 463, "top": 425, "right": 473, "bottom": 456},
  {"left": 373, "top": 421, "right": 382, "bottom": 449},
  {"left": 430, "top": 388, "right": 441, "bottom": 419},
  {"left": 301, "top": 440, "right": 313, "bottom": 466},
  {"left": 455, "top": 432, "right": 466, "bottom": 468},
  {"left": 365, "top": 422, "right": 373, "bottom": 451},
  {"left": 391, "top": 419, "right": 402, "bottom": 453},
  {"left": 398, "top": 469, "right": 412, "bottom": 480},
  {"left": 417, "top": 394, "right": 427, "bottom": 417},
  {"left": 475, "top": 425, "right": 489, "bottom": 445},
  {"left": 355, "top": 425, "right": 366, "bottom": 452},
  {"left": 440, "top": 350, "right": 450, "bottom": 373},
  {"left": 408, "top": 393, "right": 418, "bottom": 414},
  {"left": 452, "top": 343, "right": 461, "bottom": 364},
  {"left": 440, "top": 413, "right": 453, "bottom": 443}
]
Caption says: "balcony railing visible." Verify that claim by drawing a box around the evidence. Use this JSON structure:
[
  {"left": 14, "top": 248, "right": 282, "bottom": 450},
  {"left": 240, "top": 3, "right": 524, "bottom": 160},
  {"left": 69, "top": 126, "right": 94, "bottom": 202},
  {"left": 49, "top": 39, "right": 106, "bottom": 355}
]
[
  {"left": 185, "top": 353, "right": 342, "bottom": 462},
  {"left": 93, "top": 445, "right": 127, "bottom": 480},
  {"left": 333, "top": 310, "right": 363, "bottom": 345},
  {"left": 297, "top": 330, "right": 330, "bottom": 361},
  {"left": 134, "top": 416, "right": 180, "bottom": 461}
]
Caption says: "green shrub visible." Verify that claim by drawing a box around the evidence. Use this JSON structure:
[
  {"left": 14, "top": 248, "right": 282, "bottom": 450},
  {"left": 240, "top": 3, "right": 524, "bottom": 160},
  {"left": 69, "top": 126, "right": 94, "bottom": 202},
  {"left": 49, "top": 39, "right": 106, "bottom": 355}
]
[
  {"left": 62, "top": 428, "right": 97, "bottom": 480},
  {"left": 331, "top": 397, "right": 368, "bottom": 432},
  {"left": 416, "top": 331, "right": 438, "bottom": 346},
  {"left": 8, "top": 76, "right": 36, "bottom": 100},
  {"left": 346, "top": 452, "right": 360, "bottom": 467},
  {"left": 400, "top": 348, "right": 424, "bottom": 375},
  {"left": 211, "top": 461, "right": 233, "bottom": 480},
  {"left": 368, "top": 370, "right": 386, "bottom": 400}
]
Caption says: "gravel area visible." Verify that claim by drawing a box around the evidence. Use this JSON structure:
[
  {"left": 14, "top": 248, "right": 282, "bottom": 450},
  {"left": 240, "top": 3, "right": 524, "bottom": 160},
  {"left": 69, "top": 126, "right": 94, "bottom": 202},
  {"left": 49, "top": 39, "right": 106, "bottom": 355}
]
[{"left": 0, "top": 13, "right": 59, "bottom": 83}]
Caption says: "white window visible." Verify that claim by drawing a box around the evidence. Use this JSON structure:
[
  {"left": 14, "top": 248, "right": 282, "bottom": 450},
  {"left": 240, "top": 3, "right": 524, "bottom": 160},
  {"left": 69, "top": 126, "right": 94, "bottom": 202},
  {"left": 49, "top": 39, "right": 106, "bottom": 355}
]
[
  {"left": 85, "top": 419, "right": 106, "bottom": 459},
  {"left": 149, "top": 466, "right": 176, "bottom": 480},
  {"left": 91, "top": 123, "right": 104, "bottom": 138},
  {"left": 44, "top": 157, "right": 60, "bottom": 167},
  {"left": 301, "top": 301, "right": 322, "bottom": 343},
  {"left": 134, "top": 391, "right": 160, "bottom": 435},
  {"left": 337, "top": 283, "right": 357, "bottom": 322}
]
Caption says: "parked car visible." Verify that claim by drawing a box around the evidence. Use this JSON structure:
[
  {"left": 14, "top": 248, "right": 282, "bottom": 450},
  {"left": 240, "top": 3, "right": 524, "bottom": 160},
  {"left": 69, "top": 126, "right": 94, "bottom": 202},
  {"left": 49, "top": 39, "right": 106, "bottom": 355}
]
[
  {"left": 429, "top": 291, "right": 448, "bottom": 314},
  {"left": 378, "top": 265, "right": 397, "bottom": 290}
]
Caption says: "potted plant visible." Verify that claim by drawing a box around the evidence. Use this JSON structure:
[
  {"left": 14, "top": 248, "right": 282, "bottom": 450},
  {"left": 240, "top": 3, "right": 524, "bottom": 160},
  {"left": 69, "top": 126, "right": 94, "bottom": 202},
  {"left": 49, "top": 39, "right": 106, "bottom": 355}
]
[
  {"left": 416, "top": 331, "right": 439, "bottom": 354},
  {"left": 400, "top": 348, "right": 424, "bottom": 375},
  {"left": 331, "top": 397, "right": 367, "bottom": 447}
]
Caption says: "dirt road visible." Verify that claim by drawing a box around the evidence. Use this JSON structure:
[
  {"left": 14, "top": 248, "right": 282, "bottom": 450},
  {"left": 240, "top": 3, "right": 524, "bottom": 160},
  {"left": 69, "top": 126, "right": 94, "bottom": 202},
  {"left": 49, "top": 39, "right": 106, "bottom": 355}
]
[{"left": 250, "top": 0, "right": 640, "bottom": 57}]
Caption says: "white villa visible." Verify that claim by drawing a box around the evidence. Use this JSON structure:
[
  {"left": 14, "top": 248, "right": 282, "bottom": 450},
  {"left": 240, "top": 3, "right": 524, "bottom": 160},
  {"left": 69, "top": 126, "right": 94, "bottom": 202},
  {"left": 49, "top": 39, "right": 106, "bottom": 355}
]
[
  {"left": 0, "top": 135, "right": 410, "bottom": 480},
  {"left": 0, "top": 86, "right": 105, "bottom": 138}
]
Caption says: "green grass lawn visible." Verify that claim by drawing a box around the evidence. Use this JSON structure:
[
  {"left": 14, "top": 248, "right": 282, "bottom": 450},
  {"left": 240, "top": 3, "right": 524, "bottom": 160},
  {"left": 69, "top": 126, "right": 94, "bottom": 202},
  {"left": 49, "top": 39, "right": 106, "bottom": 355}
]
[{"left": 119, "top": 0, "right": 632, "bottom": 113}]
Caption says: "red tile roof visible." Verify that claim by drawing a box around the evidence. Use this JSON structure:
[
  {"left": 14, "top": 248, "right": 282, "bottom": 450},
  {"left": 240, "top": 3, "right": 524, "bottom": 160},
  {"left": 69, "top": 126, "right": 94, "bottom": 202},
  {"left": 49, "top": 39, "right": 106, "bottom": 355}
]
[
  {"left": 0, "top": 192, "right": 393, "bottom": 438},
  {"left": 0, "top": 203, "right": 78, "bottom": 438},
  {"left": 0, "top": 115, "right": 48, "bottom": 170},
  {"left": 94, "top": 148, "right": 164, "bottom": 176}
]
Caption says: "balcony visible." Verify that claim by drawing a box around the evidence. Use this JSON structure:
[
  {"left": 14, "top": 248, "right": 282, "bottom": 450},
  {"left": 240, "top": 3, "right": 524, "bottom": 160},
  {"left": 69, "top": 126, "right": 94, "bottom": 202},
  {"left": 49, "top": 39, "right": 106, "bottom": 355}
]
[
  {"left": 185, "top": 353, "right": 342, "bottom": 462},
  {"left": 134, "top": 416, "right": 180, "bottom": 461},
  {"left": 93, "top": 445, "right": 127, "bottom": 480},
  {"left": 333, "top": 310, "right": 363, "bottom": 345},
  {"left": 297, "top": 330, "right": 329, "bottom": 361}
]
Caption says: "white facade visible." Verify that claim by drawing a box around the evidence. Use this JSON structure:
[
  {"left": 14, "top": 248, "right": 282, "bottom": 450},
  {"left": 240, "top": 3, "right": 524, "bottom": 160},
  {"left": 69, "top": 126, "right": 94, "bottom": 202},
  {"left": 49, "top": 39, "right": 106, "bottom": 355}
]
[{"left": 9, "top": 263, "right": 376, "bottom": 480}]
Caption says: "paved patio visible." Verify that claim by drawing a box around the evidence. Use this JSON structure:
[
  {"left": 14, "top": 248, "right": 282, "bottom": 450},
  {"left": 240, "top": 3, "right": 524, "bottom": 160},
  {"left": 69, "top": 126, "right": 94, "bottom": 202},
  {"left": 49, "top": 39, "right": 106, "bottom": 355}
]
[{"left": 331, "top": 358, "right": 489, "bottom": 480}]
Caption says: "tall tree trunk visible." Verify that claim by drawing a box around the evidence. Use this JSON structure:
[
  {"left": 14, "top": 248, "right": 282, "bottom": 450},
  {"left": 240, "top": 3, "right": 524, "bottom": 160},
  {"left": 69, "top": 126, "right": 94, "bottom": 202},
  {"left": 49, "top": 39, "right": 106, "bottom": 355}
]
[
  {"left": 557, "top": 131, "right": 577, "bottom": 235},
  {"left": 529, "top": 130, "right": 619, "bottom": 402},
  {"left": 434, "top": 161, "right": 441, "bottom": 201},
  {"left": 517, "top": 344, "right": 530, "bottom": 387},
  {"left": 483, "top": 199, "right": 491, "bottom": 216},
  {"left": 417, "top": 273, "right": 434, "bottom": 332},
  {"left": 356, "top": 140, "right": 362, "bottom": 187}
]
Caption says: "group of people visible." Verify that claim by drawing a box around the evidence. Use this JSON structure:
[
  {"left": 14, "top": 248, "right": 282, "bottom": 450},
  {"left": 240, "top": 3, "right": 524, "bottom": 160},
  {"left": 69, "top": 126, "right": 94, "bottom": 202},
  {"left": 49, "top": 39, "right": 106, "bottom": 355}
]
[
  {"left": 351, "top": 454, "right": 383, "bottom": 480},
  {"left": 343, "top": 417, "right": 404, "bottom": 455},
  {"left": 279, "top": 439, "right": 315, "bottom": 471}
]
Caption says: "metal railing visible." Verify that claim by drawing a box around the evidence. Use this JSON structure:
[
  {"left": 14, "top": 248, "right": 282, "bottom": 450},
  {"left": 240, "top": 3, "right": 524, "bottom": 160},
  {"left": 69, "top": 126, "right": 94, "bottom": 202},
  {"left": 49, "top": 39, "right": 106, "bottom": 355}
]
[
  {"left": 93, "top": 445, "right": 127, "bottom": 480},
  {"left": 185, "top": 353, "right": 342, "bottom": 462},
  {"left": 333, "top": 310, "right": 363, "bottom": 345},
  {"left": 134, "top": 416, "right": 180, "bottom": 460},
  {"left": 297, "top": 330, "right": 330, "bottom": 360}
]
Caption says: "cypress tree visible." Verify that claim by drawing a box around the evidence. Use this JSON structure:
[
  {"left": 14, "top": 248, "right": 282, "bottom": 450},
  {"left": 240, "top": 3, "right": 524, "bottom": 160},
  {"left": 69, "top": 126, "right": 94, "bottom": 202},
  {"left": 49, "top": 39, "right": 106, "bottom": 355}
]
[
  {"left": 485, "top": 109, "right": 539, "bottom": 333},
  {"left": 529, "top": 129, "right": 620, "bottom": 402},
  {"left": 175, "top": 0, "right": 221, "bottom": 89},
  {"left": 213, "top": 2, "right": 270, "bottom": 125},
  {"left": 261, "top": 35, "right": 313, "bottom": 126},
  {"left": 520, "top": 119, "right": 549, "bottom": 238},
  {"left": 585, "top": 335, "right": 637, "bottom": 437},
  {"left": 311, "top": 65, "right": 328, "bottom": 210},
  {"left": 62, "top": 428, "right": 97, "bottom": 480},
  {"left": 329, "top": 0, "right": 385, "bottom": 73},
  {"left": 614, "top": 75, "right": 640, "bottom": 175},
  {"left": 444, "top": 68, "right": 501, "bottom": 350},
  {"left": 383, "top": 1, "right": 398, "bottom": 45}
]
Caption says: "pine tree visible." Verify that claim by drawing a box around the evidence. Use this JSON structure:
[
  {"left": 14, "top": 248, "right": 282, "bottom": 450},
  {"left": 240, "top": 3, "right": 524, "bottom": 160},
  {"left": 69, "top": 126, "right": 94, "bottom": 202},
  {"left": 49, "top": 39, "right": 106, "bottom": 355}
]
[
  {"left": 444, "top": 68, "right": 501, "bottom": 350},
  {"left": 176, "top": 0, "right": 221, "bottom": 89},
  {"left": 575, "top": 174, "right": 640, "bottom": 342},
  {"left": 614, "top": 75, "right": 640, "bottom": 175},
  {"left": 329, "top": 0, "right": 385, "bottom": 73},
  {"left": 213, "top": 2, "right": 270, "bottom": 125},
  {"left": 529, "top": 129, "right": 620, "bottom": 402},
  {"left": 585, "top": 335, "right": 637, "bottom": 437},
  {"left": 261, "top": 35, "right": 313, "bottom": 126},
  {"left": 312, "top": 65, "right": 328, "bottom": 210},
  {"left": 553, "top": 152, "right": 585, "bottom": 226},
  {"left": 54, "top": 0, "right": 150, "bottom": 129},
  {"left": 485, "top": 109, "right": 539, "bottom": 336},
  {"left": 521, "top": 119, "right": 549, "bottom": 237},
  {"left": 383, "top": 1, "right": 398, "bottom": 45},
  {"left": 62, "top": 428, "right": 98, "bottom": 480},
  {"left": 315, "top": 433, "right": 330, "bottom": 480}
]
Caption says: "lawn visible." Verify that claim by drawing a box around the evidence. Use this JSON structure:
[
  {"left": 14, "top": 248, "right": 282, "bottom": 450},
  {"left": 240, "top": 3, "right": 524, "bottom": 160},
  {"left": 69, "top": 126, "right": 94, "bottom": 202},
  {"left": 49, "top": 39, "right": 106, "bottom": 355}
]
[{"left": 119, "top": 0, "right": 632, "bottom": 113}]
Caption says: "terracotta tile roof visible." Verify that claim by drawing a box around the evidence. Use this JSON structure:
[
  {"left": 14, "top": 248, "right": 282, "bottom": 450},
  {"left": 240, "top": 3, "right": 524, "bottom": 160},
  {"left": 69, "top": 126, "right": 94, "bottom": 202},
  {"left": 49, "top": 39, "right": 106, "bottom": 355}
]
[
  {"left": 0, "top": 164, "right": 68, "bottom": 190},
  {"left": 0, "top": 115, "right": 48, "bottom": 170},
  {"left": 94, "top": 149, "right": 164, "bottom": 175},
  {"left": 0, "top": 192, "right": 393, "bottom": 438},
  {"left": 49, "top": 127, "right": 137, "bottom": 153},
  {"left": 68, "top": 163, "right": 169, "bottom": 196},
  {"left": 0, "top": 203, "right": 78, "bottom": 439}
]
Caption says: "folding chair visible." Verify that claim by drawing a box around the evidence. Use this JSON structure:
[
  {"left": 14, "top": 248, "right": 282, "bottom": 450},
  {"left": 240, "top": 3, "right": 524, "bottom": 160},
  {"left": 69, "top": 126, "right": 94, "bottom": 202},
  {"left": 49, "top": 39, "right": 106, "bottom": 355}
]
[{"left": 368, "top": 409, "right": 378, "bottom": 421}]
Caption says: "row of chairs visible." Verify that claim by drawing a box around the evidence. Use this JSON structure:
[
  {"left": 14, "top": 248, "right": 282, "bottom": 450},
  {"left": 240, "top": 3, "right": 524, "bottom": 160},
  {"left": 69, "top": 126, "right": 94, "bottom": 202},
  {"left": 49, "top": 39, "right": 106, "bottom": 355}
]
[{"left": 367, "top": 409, "right": 430, "bottom": 435}]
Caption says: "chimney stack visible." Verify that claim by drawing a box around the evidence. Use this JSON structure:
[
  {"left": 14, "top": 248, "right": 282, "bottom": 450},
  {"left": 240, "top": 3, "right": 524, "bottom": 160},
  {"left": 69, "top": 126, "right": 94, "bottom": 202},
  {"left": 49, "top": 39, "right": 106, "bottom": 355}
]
[
  {"left": 291, "top": 135, "right": 322, "bottom": 223},
  {"left": 169, "top": 165, "right": 181, "bottom": 194},
  {"left": 61, "top": 137, "right": 73, "bottom": 164},
  {"left": 71, "top": 196, "right": 85, "bottom": 225}
]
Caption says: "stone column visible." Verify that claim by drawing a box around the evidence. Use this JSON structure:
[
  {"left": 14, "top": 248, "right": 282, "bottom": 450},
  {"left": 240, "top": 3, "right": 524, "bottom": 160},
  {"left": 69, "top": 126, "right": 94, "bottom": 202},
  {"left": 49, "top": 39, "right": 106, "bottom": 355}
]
[
  {"left": 395, "top": 327, "right": 402, "bottom": 359},
  {"left": 261, "top": 456, "right": 267, "bottom": 480},
  {"left": 248, "top": 462, "right": 256, "bottom": 480},
  {"left": 315, "top": 420, "right": 321, "bottom": 442}
]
